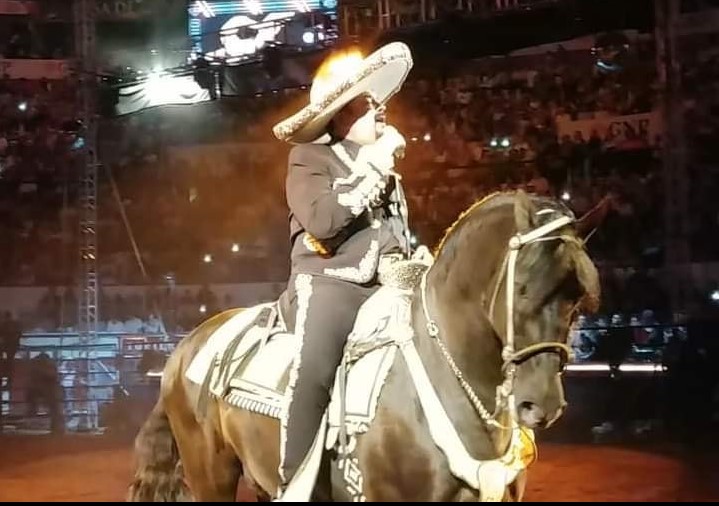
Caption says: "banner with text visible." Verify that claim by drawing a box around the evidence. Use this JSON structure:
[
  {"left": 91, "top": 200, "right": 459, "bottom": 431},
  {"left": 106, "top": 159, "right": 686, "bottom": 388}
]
[
  {"left": 556, "top": 111, "right": 663, "bottom": 150},
  {"left": 95, "top": 0, "right": 187, "bottom": 21},
  {"left": 0, "top": 59, "right": 68, "bottom": 80}
]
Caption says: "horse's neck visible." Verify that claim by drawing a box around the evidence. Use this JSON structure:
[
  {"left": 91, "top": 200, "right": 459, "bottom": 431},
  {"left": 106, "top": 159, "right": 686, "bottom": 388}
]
[
  {"left": 409, "top": 293, "right": 511, "bottom": 459},
  {"left": 428, "top": 207, "right": 514, "bottom": 386},
  {"left": 410, "top": 204, "right": 517, "bottom": 457}
]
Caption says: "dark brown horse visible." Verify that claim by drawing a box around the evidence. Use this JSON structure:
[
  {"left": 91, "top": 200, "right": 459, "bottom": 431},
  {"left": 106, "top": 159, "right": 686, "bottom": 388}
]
[{"left": 128, "top": 190, "right": 600, "bottom": 502}]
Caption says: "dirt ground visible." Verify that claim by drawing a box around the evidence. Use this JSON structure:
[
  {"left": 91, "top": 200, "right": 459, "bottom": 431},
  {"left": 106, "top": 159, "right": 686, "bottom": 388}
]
[{"left": 0, "top": 435, "right": 716, "bottom": 502}]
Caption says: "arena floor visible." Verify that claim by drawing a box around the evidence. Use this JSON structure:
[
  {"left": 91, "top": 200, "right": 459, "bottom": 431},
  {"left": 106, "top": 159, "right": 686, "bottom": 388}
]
[{"left": 0, "top": 435, "right": 716, "bottom": 502}]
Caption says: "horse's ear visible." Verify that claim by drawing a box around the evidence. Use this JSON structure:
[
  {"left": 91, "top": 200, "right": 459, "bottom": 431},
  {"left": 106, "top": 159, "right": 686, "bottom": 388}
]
[
  {"left": 576, "top": 194, "right": 612, "bottom": 240},
  {"left": 514, "top": 190, "right": 536, "bottom": 233}
]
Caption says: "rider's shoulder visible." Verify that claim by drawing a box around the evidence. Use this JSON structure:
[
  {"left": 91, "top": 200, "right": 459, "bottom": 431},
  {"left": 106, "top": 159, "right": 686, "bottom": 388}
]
[{"left": 288, "top": 143, "right": 333, "bottom": 168}]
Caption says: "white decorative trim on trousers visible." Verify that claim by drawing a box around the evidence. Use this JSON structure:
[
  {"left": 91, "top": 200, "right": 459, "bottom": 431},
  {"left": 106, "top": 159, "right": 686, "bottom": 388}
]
[{"left": 278, "top": 273, "right": 313, "bottom": 484}]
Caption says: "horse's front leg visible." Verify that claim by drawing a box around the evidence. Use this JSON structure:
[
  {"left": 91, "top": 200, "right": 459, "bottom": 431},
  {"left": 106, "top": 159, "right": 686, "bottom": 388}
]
[{"left": 507, "top": 470, "right": 527, "bottom": 501}]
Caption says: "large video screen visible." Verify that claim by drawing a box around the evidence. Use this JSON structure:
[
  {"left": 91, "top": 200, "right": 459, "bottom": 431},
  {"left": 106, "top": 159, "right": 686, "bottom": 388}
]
[{"left": 188, "top": 0, "right": 338, "bottom": 62}]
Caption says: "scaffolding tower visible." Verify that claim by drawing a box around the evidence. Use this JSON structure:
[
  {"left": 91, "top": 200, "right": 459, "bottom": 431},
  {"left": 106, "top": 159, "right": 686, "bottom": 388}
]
[
  {"left": 74, "top": 0, "right": 100, "bottom": 430},
  {"left": 75, "top": 0, "right": 98, "bottom": 339}
]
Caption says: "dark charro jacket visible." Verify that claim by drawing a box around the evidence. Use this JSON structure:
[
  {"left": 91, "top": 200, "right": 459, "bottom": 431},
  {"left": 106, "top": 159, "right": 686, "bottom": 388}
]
[{"left": 286, "top": 140, "right": 410, "bottom": 284}]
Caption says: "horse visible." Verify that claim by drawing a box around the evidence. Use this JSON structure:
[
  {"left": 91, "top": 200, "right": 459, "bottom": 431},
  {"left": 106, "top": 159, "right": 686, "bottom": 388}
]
[{"left": 128, "top": 190, "right": 600, "bottom": 502}]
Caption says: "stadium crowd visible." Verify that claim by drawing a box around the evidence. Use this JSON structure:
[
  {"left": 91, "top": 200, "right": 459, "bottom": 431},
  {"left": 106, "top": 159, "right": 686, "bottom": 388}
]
[{"left": 1, "top": 33, "right": 717, "bottom": 334}]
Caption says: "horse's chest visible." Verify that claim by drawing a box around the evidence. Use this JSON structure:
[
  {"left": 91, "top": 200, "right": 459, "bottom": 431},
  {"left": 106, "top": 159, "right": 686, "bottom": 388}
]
[
  {"left": 357, "top": 424, "right": 474, "bottom": 501},
  {"left": 351, "top": 400, "right": 471, "bottom": 502},
  {"left": 332, "top": 356, "right": 484, "bottom": 502}
]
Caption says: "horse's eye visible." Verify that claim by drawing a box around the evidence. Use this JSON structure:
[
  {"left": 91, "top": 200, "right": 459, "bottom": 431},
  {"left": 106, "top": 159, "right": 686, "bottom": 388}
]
[{"left": 518, "top": 285, "right": 528, "bottom": 297}]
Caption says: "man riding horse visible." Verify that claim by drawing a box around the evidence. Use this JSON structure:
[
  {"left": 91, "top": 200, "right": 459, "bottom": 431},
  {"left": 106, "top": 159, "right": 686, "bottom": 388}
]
[
  {"left": 128, "top": 41, "right": 603, "bottom": 504},
  {"left": 271, "top": 43, "right": 420, "bottom": 495}
]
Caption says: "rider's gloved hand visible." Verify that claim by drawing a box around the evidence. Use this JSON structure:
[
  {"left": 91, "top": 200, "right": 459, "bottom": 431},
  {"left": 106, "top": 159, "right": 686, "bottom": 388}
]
[
  {"left": 375, "top": 125, "right": 406, "bottom": 161},
  {"left": 358, "top": 125, "right": 406, "bottom": 176},
  {"left": 411, "top": 245, "right": 434, "bottom": 266}
]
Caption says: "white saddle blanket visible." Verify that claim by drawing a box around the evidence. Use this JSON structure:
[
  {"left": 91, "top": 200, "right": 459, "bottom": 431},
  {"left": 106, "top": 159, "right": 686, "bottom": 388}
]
[
  {"left": 185, "top": 285, "right": 413, "bottom": 441},
  {"left": 185, "top": 302, "right": 277, "bottom": 385}
]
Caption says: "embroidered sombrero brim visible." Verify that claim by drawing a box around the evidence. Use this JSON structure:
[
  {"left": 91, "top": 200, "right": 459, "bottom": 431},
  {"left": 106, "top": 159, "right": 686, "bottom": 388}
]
[{"left": 272, "top": 42, "right": 414, "bottom": 144}]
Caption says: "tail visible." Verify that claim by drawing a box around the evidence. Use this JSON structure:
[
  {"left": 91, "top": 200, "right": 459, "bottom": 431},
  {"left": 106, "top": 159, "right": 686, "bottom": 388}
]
[{"left": 127, "top": 401, "right": 192, "bottom": 502}]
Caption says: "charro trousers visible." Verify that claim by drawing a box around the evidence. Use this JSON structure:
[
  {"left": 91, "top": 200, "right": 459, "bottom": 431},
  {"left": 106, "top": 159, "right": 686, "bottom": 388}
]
[{"left": 279, "top": 273, "right": 377, "bottom": 485}]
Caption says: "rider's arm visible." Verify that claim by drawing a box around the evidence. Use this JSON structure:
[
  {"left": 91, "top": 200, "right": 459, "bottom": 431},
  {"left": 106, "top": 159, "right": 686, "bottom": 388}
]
[{"left": 286, "top": 145, "right": 386, "bottom": 240}]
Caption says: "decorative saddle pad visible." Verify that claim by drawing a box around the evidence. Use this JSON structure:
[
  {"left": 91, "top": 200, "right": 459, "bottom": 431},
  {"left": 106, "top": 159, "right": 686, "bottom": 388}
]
[{"left": 185, "top": 283, "right": 416, "bottom": 443}]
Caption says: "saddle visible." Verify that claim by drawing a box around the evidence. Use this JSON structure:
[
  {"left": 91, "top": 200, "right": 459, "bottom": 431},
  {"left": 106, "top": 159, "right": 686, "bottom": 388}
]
[{"left": 185, "top": 258, "right": 428, "bottom": 457}]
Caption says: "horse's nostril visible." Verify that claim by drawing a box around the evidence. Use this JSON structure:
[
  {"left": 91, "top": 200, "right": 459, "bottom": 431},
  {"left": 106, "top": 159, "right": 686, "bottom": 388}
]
[
  {"left": 518, "top": 401, "right": 548, "bottom": 428},
  {"left": 519, "top": 401, "right": 535, "bottom": 412}
]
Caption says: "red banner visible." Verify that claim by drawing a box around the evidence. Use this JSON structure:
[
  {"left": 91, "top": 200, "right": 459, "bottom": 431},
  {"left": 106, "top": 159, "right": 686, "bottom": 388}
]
[
  {"left": 0, "top": 59, "right": 68, "bottom": 80},
  {"left": 556, "top": 111, "right": 663, "bottom": 150},
  {"left": 0, "top": 0, "right": 37, "bottom": 15}
]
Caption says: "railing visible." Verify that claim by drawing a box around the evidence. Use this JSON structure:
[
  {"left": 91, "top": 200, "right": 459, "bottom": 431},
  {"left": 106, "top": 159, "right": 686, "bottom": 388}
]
[
  {"left": 0, "top": 322, "right": 694, "bottom": 434},
  {"left": 567, "top": 322, "right": 686, "bottom": 368},
  {"left": 0, "top": 332, "right": 184, "bottom": 434}
]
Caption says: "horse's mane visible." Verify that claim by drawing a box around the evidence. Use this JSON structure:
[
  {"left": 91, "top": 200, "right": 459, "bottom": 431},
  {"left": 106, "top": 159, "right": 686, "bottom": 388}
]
[
  {"left": 432, "top": 190, "right": 600, "bottom": 311},
  {"left": 433, "top": 191, "right": 506, "bottom": 256}
]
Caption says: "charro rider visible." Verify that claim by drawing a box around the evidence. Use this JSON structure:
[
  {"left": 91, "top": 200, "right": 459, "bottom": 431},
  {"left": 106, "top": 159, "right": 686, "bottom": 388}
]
[{"left": 271, "top": 42, "right": 416, "bottom": 494}]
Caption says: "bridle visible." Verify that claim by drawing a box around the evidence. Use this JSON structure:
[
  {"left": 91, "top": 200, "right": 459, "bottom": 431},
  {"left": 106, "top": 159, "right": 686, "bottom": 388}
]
[{"left": 420, "top": 214, "right": 578, "bottom": 428}]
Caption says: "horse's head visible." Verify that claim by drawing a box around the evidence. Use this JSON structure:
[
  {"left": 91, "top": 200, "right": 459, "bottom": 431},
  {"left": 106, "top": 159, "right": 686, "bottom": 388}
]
[
  {"left": 498, "top": 191, "right": 600, "bottom": 429},
  {"left": 428, "top": 190, "right": 600, "bottom": 431}
]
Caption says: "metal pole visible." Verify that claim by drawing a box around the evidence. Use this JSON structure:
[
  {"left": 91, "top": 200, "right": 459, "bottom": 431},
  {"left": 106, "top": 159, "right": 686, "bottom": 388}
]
[{"left": 657, "top": 0, "right": 690, "bottom": 314}]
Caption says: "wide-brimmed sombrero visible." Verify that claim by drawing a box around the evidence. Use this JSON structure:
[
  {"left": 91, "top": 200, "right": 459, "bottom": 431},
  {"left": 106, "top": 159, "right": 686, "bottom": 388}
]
[{"left": 272, "top": 42, "right": 414, "bottom": 144}]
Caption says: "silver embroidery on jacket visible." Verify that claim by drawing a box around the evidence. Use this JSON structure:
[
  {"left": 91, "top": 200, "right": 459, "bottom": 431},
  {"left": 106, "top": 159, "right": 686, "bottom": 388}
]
[{"left": 324, "top": 240, "right": 379, "bottom": 283}]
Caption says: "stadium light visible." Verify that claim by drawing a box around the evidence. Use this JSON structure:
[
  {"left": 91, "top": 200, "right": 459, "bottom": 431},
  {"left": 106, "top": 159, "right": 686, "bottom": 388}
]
[
  {"left": 244, "top": 0, "right": 263, "bottom": 15},
  {"left": 564, "top": 363, "right": 667, "bottom": 374},
  {"left": 302, "top": 31, "right": 315, "bottom": 44}
]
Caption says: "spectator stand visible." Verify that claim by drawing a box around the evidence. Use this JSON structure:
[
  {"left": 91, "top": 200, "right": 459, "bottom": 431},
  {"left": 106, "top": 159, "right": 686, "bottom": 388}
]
[{"left": 0, "top": 331, "right": 181, "bottom": 434}]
